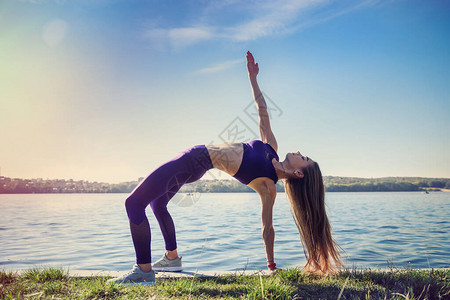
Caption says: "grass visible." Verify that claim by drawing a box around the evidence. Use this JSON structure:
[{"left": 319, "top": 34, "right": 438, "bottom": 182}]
[{"left": 0, "top": 266, "right": 448, "bottom": 299}]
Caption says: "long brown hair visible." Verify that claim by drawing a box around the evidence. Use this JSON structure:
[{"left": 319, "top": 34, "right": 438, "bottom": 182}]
[{"left": 284, "top": 162, "right": 343, "bottom": 274}]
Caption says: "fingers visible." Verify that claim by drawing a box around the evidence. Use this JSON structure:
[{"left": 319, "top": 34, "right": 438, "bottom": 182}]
[{"left": 246, "top": 50, "right": 254, "bottom": 62}]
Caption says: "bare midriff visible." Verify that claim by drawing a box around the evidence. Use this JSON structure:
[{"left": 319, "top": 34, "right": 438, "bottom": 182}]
[{"left": 206, "top": 143, "right": 244, "bottom": 176}]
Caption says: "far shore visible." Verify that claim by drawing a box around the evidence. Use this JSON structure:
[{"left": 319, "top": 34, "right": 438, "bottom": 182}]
[
  {"left": 1, "top": 175, "right": 449, "bottom": 194},
  {"left": 1, "top": 189, "right": 450, "bottom": 195}
]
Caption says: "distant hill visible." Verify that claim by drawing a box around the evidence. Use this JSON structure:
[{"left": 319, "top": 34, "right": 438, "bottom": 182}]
[
  {"left": 323, "top": 176, "right": 449, "bottom": 192},
  {"left": 1, "top": 176, "right": 449, "bottom": 194}
]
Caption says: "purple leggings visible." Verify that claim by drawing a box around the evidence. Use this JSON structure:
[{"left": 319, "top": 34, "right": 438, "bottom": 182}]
[{"left": 125, "top": 145, "right": 213, "bottom": 264}]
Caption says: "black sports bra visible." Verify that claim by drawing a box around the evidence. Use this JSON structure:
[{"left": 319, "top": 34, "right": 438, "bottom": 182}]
[{"left": 233, "top": 140, "right": 279, "bottom": 185}]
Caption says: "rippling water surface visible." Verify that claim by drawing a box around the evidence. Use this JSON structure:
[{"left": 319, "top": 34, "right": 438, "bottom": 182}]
[{"left": 0, "top": 192, "right": 448, "bottom": 271}]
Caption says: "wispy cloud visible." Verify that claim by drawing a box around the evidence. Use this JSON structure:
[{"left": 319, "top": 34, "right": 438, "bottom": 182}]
[
  {"left": 144, "top": 26, "right": 215, "bottom": 51},
  {"left": 142, "top": 0, "right": 384, "bottom": 50},
  {"left": 194, "top": 58, "right": 245, "bottom": 75},
  {"left": 224, "top": 0, "right": 327, "bottom": 41},
  {"left": 19, "top": 0, "right": 66, "bottom": 3},
  {"left": 19, "top": 0, "right": 132, "bottom": 5},
  {"left": 286, "top": 0, "right": 383, "bottom": 33}
]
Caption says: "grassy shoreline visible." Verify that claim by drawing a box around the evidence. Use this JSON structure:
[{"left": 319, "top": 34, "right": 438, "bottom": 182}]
[{"left": 1, "top": 267, "right": 449, "bottom": 299}]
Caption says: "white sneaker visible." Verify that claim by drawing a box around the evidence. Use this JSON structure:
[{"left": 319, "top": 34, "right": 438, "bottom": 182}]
[
  {"left": 107, "top": 264, "right": 156, "bottom": 286},
  {"left": 152, "top": 254, "right": 183, "bottom": 272}
]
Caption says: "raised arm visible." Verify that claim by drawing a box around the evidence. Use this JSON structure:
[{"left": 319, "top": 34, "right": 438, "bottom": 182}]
[{"left": 246, "top": 51, "right": 278, "bottom": 152}]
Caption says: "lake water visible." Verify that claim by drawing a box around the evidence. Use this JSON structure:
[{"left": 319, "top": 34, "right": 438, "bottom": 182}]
[{"left": 0, "top": 192, "right": 448, "bottom": 272}]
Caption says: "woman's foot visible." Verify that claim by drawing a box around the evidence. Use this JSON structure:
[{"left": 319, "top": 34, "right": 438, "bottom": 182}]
[
  {"left": 107, "top": 264, "right": 156, "bottom": 286},
  {"left": 152, "top": 253, "right": 183, "bottom": 272}
]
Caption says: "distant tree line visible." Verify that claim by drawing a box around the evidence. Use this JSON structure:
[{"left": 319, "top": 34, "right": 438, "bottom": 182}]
[
  {"left": 323, "top": 176, "right": 449, "bottom": 192},
  {"left": 0, "top": 176, "right": 449, "bottom": 194},
  {"left": 326, "top": 182, "right": 422, "bottom": 192},
  {"left": 0, "top": 177, "right": 139, "bottom": 194}
]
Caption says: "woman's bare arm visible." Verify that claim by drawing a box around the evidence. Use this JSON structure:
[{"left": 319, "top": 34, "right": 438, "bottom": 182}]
[
  {"left": 246, "top": 51, "right": 278, "bottom": 152},
  {"left": 252, "top": 180, "right": 278, "bottom": 273}
]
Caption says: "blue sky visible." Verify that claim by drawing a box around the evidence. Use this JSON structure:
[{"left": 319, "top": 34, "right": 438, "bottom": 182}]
[{"left": 0, "top": 0, "right": 449, "bottom": 183}]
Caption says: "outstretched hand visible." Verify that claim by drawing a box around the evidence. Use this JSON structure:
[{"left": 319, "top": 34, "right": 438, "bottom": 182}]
[{"left": 246, "top": 51, "right": 259, "bottom": 77}]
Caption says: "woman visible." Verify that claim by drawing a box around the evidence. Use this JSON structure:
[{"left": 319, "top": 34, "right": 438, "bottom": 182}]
[{"left": 108, "top": 51, "right": 342, "bottom": 286}]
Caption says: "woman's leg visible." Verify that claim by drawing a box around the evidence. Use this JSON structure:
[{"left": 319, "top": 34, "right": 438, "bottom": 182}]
[
  {"left": 125, "top": 163, "right": 189, "bottom": 268},
  {"left": 125, "top": 145, "right": 213, "bottom": 270}
]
